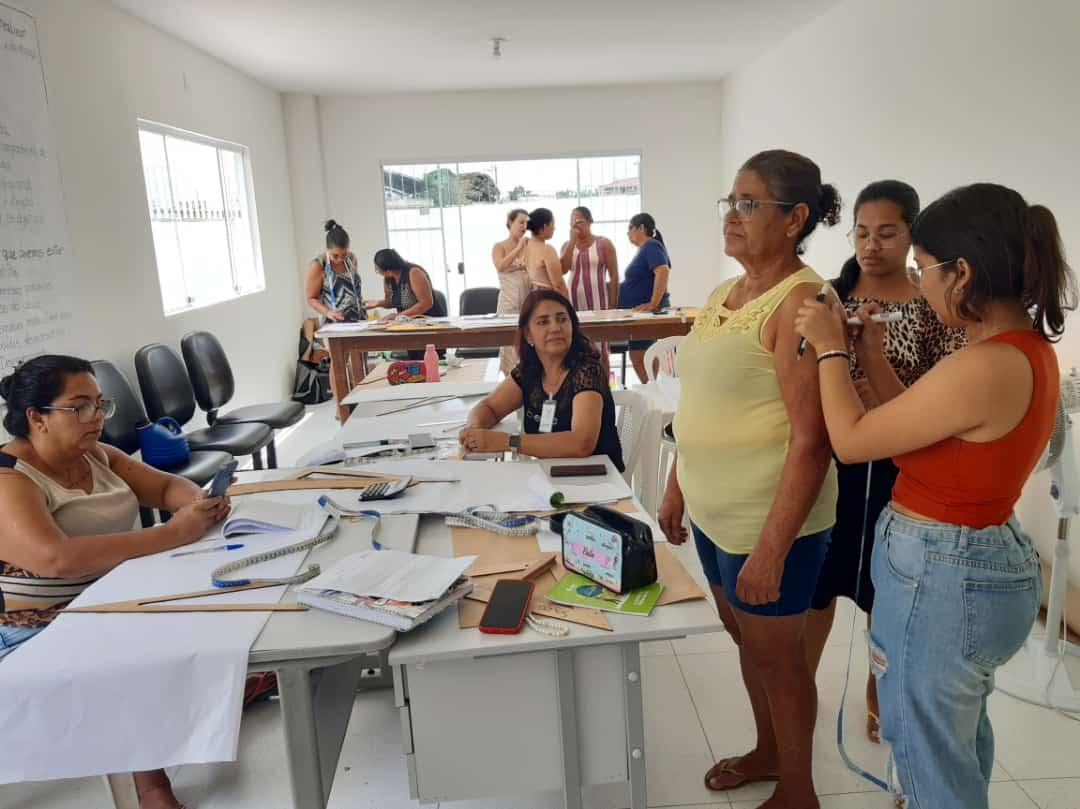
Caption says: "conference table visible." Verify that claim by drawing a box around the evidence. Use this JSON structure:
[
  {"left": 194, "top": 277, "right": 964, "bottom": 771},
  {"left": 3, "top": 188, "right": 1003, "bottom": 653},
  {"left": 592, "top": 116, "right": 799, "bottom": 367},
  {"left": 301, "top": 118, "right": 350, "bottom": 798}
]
[{"left": 317, "top": 308, "right": 696, "bottom": 421}]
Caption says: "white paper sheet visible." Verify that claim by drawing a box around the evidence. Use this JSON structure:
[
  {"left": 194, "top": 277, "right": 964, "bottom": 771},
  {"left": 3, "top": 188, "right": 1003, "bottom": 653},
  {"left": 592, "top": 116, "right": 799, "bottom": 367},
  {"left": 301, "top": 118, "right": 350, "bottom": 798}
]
[
  {"left": 299, "top": 549, "right": 476, "bottom": 603},
  {"left": 0, "top": 503, "right": 328, "bottom": 784},
  {"left": 343, "top": 380, "right": 498, "bottom": 406}
]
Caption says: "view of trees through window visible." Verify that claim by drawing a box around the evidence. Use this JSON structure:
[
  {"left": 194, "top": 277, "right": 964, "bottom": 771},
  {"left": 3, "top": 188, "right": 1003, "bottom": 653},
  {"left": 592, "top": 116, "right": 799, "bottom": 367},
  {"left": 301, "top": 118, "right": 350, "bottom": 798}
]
[{"left": 383, "top": 155, "right": 641, "bottom": 314}]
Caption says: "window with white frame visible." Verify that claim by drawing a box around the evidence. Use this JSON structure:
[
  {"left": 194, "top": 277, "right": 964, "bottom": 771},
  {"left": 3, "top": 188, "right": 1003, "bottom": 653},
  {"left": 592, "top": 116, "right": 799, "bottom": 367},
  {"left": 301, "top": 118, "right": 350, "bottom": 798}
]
[{"left": 137, "top": 121, "right": 265, "bottom": 315}]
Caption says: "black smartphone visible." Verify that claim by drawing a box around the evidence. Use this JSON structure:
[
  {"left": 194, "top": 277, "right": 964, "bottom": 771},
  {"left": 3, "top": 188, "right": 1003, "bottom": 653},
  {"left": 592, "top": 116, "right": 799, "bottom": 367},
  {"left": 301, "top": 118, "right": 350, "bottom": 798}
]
[
  {"left": 479, "top": 579, "right": 535, "bottom": 634},
  {"left": 549, "top": 463, "right": 608, "bottom": 478},
  {"left": 207, "top": 459, "right": 238, "bottom": 498}
]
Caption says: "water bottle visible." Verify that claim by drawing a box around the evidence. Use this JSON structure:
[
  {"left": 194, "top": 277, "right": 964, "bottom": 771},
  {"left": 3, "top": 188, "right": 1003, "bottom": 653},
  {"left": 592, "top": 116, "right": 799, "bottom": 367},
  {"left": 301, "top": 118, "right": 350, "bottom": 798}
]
[{"left": 423, "top": 343, "right": 440, "bottom": 382}]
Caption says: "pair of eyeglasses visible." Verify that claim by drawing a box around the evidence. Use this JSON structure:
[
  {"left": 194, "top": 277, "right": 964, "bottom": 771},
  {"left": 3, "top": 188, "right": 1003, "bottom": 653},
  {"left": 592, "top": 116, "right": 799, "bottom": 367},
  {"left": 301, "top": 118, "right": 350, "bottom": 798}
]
[
  {"left": 905, "top": 259, "right": 953, "bottom": 288},
  {"left": 718, "top": 197, "right": 796, "bottom": 219},
  {"left": 39, "top": 399, "right": 116, "bottom": 423},
  {"left": 847, "top": 228, "right": 908, "bottom": 249}
]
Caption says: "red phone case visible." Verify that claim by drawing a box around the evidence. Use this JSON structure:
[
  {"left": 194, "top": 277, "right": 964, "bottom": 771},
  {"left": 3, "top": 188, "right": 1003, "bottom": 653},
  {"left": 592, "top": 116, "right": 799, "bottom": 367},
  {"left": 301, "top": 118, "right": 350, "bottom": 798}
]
[{"left": 478, "top": 580, "right": 535, "bottom": 634}]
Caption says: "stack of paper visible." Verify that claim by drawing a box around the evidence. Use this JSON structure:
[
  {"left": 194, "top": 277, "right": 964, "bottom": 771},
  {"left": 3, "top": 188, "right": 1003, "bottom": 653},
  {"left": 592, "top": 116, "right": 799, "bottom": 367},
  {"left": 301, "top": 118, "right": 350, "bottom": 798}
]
[
  {"left": 546, "top": 573, "right": 664, "bottom": 616},
  {"left": 297, "top": 549, "right": 477, "bottom": 630}
]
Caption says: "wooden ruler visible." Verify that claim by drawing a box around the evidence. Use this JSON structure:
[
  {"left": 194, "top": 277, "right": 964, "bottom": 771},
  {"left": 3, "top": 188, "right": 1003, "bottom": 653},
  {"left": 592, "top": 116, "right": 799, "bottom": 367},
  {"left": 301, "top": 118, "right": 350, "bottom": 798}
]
[{"left": 63, "top": 581, "right": 307, "bottom": 614}]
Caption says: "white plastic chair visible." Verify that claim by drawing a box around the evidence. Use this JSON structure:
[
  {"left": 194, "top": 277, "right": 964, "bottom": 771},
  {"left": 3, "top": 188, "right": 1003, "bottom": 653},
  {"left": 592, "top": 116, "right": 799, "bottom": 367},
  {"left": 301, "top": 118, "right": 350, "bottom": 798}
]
[
  {"left": 643, "top": 335, "right": 683, "bottom": 382},
  {"left": 612, "top": 388, "right": 658, "bottom": 510}
]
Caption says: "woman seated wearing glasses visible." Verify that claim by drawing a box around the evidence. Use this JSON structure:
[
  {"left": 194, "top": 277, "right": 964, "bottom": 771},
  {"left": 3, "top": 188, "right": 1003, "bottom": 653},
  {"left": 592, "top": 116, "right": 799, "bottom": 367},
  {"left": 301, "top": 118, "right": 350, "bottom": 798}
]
[
  {"left": 659, "top": 150, "right": 840, "bottom": 808},
  {"left": 0, "top": 355, "right": 229, "bottom": 809},
  {"left": 459, "top": 289, "right": 624, "bottom": 472},
  {"left": 803, "top": 180, "right": 965, "bottom": 745}
]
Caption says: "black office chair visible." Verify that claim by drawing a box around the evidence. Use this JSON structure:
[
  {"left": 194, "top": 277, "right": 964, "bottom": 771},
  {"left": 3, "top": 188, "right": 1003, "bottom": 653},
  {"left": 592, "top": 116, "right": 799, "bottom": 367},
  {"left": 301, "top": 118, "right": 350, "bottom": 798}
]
[
  {"left": 92, "top": 360, "right": 234, "bottom": 526},
  {"left": 134, "top": 344, "right": 273, "bottom": 469},
  {"left": 457, "top": 287, "right": 501, "bottom": 359},
  {"left": 180, "top": 331, "right": 304, "bottom": 469}
]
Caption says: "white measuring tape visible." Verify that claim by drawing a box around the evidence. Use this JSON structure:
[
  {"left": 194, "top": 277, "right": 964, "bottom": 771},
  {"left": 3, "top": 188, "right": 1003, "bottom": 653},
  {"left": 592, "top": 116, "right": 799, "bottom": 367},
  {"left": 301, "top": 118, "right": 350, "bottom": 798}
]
[
  {"left": 211, "top": 515, "right": 341, "bottom": 588},
  {"left": 526, "top": 614, "right": 569, "bottom": 637},
  {"left": 444, "top": 506, "right": 543, "bottom": 537}
]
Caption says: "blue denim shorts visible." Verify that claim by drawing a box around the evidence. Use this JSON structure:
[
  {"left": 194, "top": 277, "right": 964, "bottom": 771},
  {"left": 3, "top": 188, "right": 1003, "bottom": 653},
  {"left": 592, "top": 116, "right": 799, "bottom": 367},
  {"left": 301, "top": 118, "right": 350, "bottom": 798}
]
[
  {"left": 869, "top": 506, "right": 1041, "bottom": 809},
  {"left": 692, "top": 523, "right": 830, "bottom": 616},
  {"left": 0, "top": 624, "right": 43, "bottom": 661}
]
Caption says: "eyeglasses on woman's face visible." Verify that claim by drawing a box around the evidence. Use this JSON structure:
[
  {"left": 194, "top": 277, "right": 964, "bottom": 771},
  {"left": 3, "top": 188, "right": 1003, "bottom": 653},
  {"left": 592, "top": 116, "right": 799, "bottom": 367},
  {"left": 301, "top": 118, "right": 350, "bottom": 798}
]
[
  {"left": 905, "top": 259, "right": 954, "bottom": 288},
  {"left": 39, "top": 399, "right": 116, "bottom": 424},
  {"left": 848, "top": 227, "right": 908, "bottom": 250},
  {"left": 718, "top": 197, "right": 796, "bottom": 219}
]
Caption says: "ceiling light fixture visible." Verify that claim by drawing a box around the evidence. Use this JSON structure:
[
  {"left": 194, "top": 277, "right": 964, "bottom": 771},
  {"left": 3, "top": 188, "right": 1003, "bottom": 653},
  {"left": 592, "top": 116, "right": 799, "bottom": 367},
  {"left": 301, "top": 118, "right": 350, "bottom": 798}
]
[{"left": 490, "top": 37, "right": 507, "bottom": 60}]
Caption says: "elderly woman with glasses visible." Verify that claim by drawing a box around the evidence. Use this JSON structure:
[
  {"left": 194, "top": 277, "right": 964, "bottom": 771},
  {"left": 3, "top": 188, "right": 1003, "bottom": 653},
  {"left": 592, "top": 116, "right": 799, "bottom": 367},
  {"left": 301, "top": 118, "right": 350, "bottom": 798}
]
[
  {"left": 801, "top": 180, "right": 966, "bottom": 746},
  {"left": 658, "top": 150, "right": 840, "bottom": 808},
  {"left": 0, "top": 355, "right": 228, "bottom": 808}
]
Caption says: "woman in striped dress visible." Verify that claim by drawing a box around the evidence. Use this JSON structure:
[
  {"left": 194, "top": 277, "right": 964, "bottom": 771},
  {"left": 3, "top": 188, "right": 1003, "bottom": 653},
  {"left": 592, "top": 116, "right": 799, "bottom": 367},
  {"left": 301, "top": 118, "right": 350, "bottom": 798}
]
[{"left": 560, "top": 207, "right": 619, "bottom": 373}]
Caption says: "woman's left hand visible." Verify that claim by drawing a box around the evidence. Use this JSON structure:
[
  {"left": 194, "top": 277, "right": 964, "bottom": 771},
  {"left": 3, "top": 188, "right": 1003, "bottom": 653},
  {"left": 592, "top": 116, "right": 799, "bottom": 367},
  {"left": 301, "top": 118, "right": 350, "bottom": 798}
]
[
  {"left": 735, "top": 547, "right": 783, "bottom": 606},
  {"left": 378, "top": 312, "right": 398, "bottom": 323},
  {"left": 632, "top": 303, "right": 654, "bottom": 312},
  {"left": 458, "top": 428, "right": 511, "bottom": 454},
  {"left": 794, "top": 294, "right": 846, "bottom": 354}
]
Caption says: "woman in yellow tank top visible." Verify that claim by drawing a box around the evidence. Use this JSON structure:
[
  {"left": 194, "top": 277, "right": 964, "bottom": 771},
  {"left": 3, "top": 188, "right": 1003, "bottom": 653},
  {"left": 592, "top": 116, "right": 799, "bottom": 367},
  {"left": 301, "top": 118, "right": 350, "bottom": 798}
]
[{"left": 658, "top": 150, "right": 841, "bottom": 808}]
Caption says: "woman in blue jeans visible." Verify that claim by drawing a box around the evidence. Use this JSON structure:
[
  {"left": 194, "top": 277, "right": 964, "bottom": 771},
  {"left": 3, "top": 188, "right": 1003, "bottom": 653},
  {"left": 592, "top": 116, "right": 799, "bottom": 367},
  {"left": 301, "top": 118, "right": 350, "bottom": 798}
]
[{"left": 795, "top": 183, "right": 1072, "bottom": 809}]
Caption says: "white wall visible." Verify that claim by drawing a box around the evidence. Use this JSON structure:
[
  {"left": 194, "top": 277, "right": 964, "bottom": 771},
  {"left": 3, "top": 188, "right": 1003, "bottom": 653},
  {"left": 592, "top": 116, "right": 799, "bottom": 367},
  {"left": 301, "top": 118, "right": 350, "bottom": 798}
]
[
  {"left": 12, "top": 0, "right": 301, "bottom": 425},
  {"left": 298, "top": 82, "right": 725, "bottom": 307},
  {"left": 718, "top": 0, "right": 1080, "bottom": 581}
]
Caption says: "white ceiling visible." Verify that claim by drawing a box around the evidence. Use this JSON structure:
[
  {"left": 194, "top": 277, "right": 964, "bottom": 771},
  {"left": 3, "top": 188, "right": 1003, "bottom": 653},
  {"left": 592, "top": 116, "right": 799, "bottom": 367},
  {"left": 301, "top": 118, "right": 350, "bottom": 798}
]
[{"left": 110, "top": 0, "right": 842, "bottom": 95}]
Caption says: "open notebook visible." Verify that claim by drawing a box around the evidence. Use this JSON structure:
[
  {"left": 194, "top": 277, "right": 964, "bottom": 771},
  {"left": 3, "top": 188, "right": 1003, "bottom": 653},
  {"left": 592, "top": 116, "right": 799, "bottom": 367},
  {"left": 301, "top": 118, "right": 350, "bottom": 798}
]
[{"left": 222, "top": 500, "right": 312, "bottom": 538}]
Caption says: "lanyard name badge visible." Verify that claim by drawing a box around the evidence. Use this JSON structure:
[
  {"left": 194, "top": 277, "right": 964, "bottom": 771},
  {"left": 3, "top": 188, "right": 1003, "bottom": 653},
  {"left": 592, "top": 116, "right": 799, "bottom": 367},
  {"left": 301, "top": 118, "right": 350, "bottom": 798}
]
[{"left": 539, "top": 394, "right": 556, "bottom": 433}]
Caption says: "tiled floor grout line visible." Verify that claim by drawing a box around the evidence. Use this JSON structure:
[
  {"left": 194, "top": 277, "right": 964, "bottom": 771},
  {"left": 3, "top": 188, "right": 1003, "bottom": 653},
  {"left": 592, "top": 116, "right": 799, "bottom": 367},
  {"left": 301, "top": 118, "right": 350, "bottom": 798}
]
[{"left": 669, "top": 649, "right": 732, "bottom": 809}]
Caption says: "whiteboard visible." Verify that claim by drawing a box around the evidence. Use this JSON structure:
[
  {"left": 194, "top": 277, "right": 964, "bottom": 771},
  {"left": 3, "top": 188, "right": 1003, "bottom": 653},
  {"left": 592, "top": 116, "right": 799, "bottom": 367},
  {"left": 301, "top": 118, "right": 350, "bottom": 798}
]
[{"left": 0, "top": 1, "right": 74, "bottom": 375}]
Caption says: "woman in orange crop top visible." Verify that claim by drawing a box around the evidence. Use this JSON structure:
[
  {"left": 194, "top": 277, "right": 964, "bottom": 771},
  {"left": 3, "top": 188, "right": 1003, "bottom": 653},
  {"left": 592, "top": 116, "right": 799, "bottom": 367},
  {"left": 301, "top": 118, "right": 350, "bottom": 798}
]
[{"left": 795, "top": 183, "right": 1074, "bottom": 809}]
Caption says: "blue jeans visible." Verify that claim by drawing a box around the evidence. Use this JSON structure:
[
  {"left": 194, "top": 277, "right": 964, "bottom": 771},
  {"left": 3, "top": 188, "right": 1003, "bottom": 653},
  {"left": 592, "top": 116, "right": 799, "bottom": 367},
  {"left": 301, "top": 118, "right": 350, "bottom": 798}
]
[
  {"left": 0, "top": 624, "right": 43, "bottom": 660},
  {"left": 869, "top": 507, "right": 1041, "bottom": 809}
]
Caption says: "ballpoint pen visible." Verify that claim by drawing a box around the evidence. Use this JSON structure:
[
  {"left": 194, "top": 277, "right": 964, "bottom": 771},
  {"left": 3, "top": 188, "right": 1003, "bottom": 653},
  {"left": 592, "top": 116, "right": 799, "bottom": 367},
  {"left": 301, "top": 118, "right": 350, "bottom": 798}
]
[
  {"left": 171, "top": 544, "right": 244, "bottom": 558},
  {"left": 797, "top": 282, "right": 832, "bottom": 357}
]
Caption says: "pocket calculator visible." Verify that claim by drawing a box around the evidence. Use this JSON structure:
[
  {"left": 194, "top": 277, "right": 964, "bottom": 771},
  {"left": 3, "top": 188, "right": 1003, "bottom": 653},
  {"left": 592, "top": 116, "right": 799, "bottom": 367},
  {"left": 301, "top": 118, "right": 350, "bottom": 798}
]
[{"left": 357, "top": 477, "right": 410, "bottom": 501}]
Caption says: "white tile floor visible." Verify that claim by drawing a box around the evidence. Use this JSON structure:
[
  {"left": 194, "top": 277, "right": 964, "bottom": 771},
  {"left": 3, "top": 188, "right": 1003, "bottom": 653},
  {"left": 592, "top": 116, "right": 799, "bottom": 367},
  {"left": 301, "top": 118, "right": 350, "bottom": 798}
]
[{"left": 4, "top": 401, "right": 1080, "bottom": 809}]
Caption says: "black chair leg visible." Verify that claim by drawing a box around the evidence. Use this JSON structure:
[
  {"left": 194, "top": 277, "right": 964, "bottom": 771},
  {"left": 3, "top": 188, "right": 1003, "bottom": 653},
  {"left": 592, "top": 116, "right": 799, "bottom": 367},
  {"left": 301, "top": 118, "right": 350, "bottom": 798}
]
[
  {"left": 139, "top": 506, "right": 156, "bottom": 528},
  {"left": 621, "top": 353, "right": 628, "bottom": 386},
  {"left": 252, "top": 450, "right": 264, "bottom": 471},
  {"left": 266, "top": 438, "right": 278, "bottom": 469}
]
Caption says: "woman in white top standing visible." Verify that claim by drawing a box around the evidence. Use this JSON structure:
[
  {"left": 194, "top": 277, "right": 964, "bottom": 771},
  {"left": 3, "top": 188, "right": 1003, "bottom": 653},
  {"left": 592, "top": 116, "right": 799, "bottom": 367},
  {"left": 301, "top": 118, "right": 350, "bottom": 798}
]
[
  {"left": 523, "top": 208, "right": 570, "bottom": 299},
  {"left": 492, "top": 208, "right": 533, "bottom": 375},
  {"left": 560, "top": 206, "right": 619, "bottom": 374}
]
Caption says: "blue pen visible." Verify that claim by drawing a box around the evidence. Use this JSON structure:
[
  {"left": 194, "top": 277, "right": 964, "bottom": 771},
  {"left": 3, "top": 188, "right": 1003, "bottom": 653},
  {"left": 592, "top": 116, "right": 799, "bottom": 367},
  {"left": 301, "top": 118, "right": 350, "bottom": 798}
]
[{"left": 171, "top": 543, "right": 244, "bottom": 558}]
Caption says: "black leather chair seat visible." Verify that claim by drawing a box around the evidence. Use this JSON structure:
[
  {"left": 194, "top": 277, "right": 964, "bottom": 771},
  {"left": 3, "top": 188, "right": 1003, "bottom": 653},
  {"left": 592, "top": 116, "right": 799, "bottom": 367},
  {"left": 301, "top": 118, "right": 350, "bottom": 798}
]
[
  {"left": 216, "top": 401, "right": 304, "bottom": 429},
  {"left": 160, "top": 450, "right": 234, "bottom": 486},
  {"left": 186, "top": 421, "right": 272, "bottom": 455}
]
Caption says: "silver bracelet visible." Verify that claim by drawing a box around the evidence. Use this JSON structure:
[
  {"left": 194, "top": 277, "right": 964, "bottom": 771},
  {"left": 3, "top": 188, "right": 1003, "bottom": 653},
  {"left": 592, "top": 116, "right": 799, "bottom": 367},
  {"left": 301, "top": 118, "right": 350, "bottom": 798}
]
[{"left": 816, "top": 350, "right": 851, "bottom": 365}]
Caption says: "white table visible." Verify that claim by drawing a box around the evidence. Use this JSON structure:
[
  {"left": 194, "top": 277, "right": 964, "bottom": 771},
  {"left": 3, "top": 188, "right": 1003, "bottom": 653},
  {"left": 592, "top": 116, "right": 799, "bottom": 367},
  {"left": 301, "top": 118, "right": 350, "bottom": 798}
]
[
  {"left": 385, "top": 457, "right": 720, "bottom": 809},
  {"left": 239, "top": 476, "right": 421, "bottom": 809}
]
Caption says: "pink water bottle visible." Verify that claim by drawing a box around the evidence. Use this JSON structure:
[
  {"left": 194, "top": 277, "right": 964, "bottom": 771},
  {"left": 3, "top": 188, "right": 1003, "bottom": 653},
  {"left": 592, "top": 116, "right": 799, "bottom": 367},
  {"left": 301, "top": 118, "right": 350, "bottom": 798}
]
[{"left": 423, "top": 344, "right": 440, "bottom": 382}]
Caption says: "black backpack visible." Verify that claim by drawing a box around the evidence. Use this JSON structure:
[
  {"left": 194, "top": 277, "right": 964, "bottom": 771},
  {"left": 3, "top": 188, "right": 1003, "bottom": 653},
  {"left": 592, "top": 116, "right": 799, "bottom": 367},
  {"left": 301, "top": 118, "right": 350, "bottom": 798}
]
[{"left": 292, "top": 358, "right": 332, "bottom": 405}]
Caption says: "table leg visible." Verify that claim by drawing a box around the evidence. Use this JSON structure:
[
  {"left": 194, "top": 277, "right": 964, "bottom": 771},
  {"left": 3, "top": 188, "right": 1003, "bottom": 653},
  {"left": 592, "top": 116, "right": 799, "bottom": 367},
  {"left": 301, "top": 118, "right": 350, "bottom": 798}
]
[
  {"left": 621, "top": 643, "right": 647, "bottom": 809},
  {"left": 554, "top": 649, "right": 584, "bottom": 809},
  {"left": 328, "top": 338, "right": 351, "bottom": 423},
  {"left": 276, "top": 657, "right": 367, "bottom": 809}
]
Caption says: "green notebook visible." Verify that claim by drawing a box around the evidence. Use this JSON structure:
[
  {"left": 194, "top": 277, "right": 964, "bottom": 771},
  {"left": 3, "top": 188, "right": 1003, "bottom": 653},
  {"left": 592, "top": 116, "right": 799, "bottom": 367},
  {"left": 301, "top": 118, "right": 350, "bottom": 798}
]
[{"left": 545, "top": 573, "right": 663, "bottom": 617}]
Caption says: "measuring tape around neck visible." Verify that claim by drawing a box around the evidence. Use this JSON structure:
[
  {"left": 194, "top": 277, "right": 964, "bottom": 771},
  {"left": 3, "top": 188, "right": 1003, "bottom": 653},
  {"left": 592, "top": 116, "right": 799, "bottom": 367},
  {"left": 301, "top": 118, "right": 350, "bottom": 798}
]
[{"left": 211, "top": 516, "right": 341, "bottom": 588}]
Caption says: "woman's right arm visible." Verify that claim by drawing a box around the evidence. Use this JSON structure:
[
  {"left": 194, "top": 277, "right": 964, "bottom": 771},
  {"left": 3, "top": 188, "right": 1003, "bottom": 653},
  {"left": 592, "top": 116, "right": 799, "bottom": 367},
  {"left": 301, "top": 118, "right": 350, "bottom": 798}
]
[
  {"left": 364, "top": 279, "right": 392, "bottom": 309},
  {"left": 658, "top": 459, "right": 688, "bottom": 544},
  {"left": 0, "top": 472, "right": 225, "bottom": 579},
  {"left": 464, "top": 378, "right": 523, "bottom": 429},
  {"left": 305, "top": 261, "right": 341, "bottom": 320},
  {"left": 492, "top": 239, "right": 528, "bottom": 272}
]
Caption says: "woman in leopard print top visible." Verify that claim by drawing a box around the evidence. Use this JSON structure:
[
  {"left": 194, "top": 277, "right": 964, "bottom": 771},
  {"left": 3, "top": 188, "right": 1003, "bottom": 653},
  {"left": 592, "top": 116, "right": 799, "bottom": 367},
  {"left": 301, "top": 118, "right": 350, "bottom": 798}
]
[{"left": 804, "top": 181, "right": 965, "bottom": 744}]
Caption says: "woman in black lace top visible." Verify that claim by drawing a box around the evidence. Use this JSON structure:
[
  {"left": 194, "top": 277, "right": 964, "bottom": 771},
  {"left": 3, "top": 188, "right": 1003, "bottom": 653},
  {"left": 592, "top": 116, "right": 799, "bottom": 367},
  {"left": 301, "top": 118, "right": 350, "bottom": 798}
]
[{"left": 460, "top": 290, "right": 624, "bottom": 471}]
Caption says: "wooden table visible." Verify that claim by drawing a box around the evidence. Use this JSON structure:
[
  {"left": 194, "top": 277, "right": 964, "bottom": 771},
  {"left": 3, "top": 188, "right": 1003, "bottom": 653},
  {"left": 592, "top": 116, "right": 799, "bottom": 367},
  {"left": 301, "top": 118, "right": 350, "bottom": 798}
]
[{"left": 317, "top": 310, "right": 696, "bottom": 421}]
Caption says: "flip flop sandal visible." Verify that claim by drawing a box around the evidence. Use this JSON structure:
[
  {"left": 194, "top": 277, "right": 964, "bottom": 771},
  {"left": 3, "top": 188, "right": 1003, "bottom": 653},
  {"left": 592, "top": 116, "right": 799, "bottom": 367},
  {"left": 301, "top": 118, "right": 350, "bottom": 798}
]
[
  {"left": 243, "top": 672, "right": 278, "bottom": 707},
  {"left": 867, "top": 710, "right": 882, "bottom": 744},
  {"left": 703, "top": 758, "right": 780, "bottom": 791}
]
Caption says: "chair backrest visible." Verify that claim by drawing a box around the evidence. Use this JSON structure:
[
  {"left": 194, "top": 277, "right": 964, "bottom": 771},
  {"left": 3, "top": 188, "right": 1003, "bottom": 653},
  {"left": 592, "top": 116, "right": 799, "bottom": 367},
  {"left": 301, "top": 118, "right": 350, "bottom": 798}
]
[
  {"left": 91, "top": 359, "right": 146, "bottom": 455},
  {"left": 181, "top": 330, "right": 235, "bottom": 417},
  {"left": 134, "top": 343, "right": 197, "bottom": 425},
  {"left": 460, "top": 287, "right": 500, "bottom": 316},
  {"left": 644, "top": 336, "right": 683, "bottom": 382},
  {"left": 612, "top": 388, "right": 655, "bottom": 487}
]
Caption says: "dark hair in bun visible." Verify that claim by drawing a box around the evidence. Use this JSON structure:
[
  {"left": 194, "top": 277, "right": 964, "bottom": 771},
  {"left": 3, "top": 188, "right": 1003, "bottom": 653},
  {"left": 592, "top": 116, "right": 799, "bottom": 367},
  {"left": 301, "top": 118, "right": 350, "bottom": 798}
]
[
  {"left": 324, "top": 219, "right": 350, "bottom": 249},
  {"left": 527, "top": 208, "right": 554, "bottom": 235},
  {"left": 740, "top": 149, "right": 842, "bottom": 255},
  {"left": 1, "top": 355, "right": 94, "bottom": 438}
]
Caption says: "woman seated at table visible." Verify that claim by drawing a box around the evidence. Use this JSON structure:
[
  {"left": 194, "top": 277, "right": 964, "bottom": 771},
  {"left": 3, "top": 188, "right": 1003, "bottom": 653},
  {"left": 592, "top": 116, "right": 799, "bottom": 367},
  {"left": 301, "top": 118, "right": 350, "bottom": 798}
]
[
  {"left": 365, "top": 248, "right": 448, "bottom": 321},
  {"left": 460, "top": 289, "right": 624, "bottom": 472},
  {"left": 0, "top": 355, "right": 230, "bottom": 809}
]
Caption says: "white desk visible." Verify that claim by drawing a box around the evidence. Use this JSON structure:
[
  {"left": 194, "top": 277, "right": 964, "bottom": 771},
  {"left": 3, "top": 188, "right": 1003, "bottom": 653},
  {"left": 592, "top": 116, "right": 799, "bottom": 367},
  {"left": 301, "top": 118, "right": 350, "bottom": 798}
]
[
  {"left": 237, "top": 476, "right": 421, "bottom": 809},
  {"left": 384, "top": 457, "right": 720, "bottom": 809}
]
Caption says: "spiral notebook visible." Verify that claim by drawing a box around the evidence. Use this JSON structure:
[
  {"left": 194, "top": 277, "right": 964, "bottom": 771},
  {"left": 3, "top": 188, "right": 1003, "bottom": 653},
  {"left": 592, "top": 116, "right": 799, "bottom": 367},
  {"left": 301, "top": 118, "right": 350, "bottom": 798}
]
[{"left": 298, "top": 577, "right": 474, "bottom": 631}]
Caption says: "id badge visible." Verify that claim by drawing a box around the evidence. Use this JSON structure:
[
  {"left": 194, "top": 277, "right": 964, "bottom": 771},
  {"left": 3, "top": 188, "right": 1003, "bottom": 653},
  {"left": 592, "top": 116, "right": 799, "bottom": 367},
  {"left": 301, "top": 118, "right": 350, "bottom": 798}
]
[{"left": 539, "top": 397, "right": 556, "bottom": 433}]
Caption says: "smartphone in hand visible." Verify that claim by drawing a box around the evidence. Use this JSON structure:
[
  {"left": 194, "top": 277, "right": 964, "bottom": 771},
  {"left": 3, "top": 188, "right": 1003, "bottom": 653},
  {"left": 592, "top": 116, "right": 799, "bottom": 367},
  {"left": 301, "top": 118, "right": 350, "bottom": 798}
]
[{"left": 207, "top": 459, "right": 239, "bottom": 499}]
